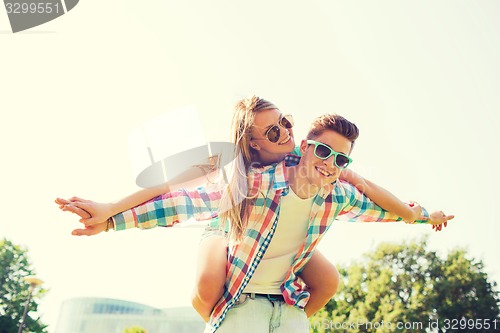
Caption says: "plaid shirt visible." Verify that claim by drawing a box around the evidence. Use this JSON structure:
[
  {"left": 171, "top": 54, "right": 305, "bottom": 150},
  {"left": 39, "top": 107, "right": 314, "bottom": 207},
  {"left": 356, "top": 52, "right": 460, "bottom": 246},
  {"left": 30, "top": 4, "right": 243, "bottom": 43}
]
[{"left": 112, "top": 155, "right": 429, "bottom": 332}]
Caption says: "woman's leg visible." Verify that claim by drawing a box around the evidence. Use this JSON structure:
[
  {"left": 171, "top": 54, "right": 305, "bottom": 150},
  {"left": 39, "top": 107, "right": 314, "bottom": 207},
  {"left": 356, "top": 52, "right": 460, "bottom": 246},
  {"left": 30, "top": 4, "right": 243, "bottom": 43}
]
[
  {"left": 192, "top": 233, "right": 227, "bottom": 322},
  {"left": 299, "top": 250, "right": 340, "bottom": 317}
]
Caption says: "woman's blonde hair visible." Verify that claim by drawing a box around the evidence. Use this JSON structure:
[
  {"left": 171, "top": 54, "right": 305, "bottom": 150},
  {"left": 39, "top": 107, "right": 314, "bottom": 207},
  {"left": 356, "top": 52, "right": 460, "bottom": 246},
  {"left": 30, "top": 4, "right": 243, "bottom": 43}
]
[{"left": 219, "top": 95, "right": 278, "bottom": 241}]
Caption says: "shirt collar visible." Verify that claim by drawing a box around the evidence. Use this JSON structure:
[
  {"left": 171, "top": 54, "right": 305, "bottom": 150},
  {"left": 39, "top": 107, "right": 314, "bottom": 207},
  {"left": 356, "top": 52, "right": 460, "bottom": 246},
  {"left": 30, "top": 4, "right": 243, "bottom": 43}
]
[{"left": 248, "top": 154, "right": 301, "bottom": 192}]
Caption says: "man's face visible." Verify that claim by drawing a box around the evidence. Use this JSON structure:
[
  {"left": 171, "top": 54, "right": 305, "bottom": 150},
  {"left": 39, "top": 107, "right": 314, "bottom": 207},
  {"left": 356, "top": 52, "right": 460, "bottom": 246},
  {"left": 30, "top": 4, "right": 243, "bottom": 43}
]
[{"left": 299, "top": 130, "right": 352, "bottom": 188}]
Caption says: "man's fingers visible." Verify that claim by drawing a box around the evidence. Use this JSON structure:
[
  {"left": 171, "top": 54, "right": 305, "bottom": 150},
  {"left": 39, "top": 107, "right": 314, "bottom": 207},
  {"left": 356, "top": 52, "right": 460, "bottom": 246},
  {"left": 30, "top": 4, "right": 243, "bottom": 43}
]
[
  {"left": 71, "top": 228, "right": 96, "bottom": 236},
  {"left": 71, "top": 224, "right": 105, "bottom": 236},
  {"left": 79, "top": 217, "right": 100, "bottom": 226}
]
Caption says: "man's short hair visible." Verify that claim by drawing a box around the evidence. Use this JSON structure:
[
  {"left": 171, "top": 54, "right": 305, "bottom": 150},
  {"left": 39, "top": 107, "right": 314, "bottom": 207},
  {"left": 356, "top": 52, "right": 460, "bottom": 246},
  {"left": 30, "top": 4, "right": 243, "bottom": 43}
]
[{"left": 307, "top": 114, "right": 359, "bottom": 151}]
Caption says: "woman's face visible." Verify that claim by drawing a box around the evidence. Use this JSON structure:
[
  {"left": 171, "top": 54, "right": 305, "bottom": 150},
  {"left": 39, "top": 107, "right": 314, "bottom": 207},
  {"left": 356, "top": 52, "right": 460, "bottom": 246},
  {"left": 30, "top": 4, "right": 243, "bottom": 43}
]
[{"left": 250, "top": 108, "right": 296, "bottom": 164}]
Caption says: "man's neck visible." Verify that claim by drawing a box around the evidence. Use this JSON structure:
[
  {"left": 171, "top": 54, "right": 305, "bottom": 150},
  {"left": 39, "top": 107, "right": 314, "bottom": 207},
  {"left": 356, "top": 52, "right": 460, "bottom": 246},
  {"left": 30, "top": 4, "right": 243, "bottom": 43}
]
[{"left": 287, "top": 165, "right": 320, "bottom": 199}]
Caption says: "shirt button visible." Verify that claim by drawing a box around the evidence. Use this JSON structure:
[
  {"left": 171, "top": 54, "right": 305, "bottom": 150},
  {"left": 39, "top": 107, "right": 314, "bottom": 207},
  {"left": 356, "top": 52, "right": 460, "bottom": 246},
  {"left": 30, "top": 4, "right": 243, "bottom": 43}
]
[{"left": 257, "top": 252, "right": 262, "bottom": 257}]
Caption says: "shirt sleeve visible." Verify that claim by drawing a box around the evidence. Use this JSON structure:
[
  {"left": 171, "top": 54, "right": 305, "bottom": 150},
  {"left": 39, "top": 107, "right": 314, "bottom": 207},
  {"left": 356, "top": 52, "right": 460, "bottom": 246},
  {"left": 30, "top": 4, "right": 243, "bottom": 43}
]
[
  {"left": 335, "top": 181, "right": 430, "bottom": 223},
  {"left": 111, "top": 186, "right": 222, "bottom": 231}
]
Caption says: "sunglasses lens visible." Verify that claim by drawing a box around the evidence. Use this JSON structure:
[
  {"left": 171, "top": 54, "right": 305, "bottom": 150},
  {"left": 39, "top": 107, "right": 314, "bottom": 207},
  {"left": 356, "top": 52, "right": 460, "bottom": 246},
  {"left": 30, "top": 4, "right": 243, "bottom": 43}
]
[
  {"left": 335, "top": 155, "right": 350, "bottom": 168},
  {"left": 314, "top": 144, "right": 332, "bottom": 159},
  {"left": 308, "top": 140, "right": 352, "bottom": 169},
  {"left": 280, "top": 115, "right": 294, "bottom": 129},
  {"left": 266, "top": 126, "right": 280, "bottom": 143}
]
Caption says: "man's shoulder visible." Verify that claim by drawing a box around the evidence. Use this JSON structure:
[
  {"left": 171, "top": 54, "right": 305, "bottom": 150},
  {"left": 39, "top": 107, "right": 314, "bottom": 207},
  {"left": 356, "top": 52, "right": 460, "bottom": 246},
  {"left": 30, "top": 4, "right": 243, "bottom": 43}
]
[
  {"left": 335, "top": 179, "right": 359, "bottom": 193},
  {"left": 326, "top": 180, "right": 357, "bottom": 202}
]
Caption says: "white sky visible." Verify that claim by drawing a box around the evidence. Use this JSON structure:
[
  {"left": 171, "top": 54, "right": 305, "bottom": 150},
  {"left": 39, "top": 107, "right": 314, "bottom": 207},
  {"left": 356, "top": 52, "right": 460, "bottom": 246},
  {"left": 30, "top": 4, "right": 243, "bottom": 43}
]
[{"left": 1, "top": 1, "right": 499, "bottom": 331}]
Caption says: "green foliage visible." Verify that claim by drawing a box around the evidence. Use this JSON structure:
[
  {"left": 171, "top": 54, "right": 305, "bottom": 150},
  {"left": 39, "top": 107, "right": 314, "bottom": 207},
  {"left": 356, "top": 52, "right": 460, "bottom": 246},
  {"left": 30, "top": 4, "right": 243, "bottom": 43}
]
[
  {"left": 0, "top": 238, "right": 47, "bottom": 333},
  {"left": 122, "top": 326, "right": 148, "bottom": 333},
  {"left": 0, "top": 316, "right": 18, "bottom": 333},
  {"left": 309, "top": 239, "right": 500, "bottom": 333}
]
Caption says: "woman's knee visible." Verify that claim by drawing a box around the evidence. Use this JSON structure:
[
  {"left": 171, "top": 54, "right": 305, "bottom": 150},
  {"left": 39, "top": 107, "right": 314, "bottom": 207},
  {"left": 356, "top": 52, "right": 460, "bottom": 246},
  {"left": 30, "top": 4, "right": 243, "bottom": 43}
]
[
  {"left": 316, "top": 263, "right": 339, "bottom": 296},
  {"left": 302, "top": 253, "right": 340, "bottom": 297}
]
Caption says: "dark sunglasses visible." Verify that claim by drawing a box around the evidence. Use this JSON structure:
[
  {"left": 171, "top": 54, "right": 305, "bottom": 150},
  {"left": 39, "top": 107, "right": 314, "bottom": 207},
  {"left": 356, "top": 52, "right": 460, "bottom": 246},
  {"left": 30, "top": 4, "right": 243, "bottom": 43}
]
[
  {"left": 252, "top": 114, "right": 294, "bottom": 143},
  {"left": 306, "top": 140, "right": 353, "bottom": 169}
]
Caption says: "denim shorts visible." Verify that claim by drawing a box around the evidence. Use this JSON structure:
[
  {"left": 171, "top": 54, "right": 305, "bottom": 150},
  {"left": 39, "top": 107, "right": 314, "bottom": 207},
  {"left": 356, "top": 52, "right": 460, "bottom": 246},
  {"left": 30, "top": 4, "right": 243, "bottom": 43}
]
[{"left": 205, "top": 294, "right": 309, "bottom": 333}]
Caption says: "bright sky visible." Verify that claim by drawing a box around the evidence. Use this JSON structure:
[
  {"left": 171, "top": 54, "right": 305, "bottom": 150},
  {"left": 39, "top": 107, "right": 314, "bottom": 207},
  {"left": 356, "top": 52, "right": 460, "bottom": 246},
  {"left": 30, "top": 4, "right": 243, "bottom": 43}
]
[{"left": 1, "top": 1, "right": 499, "bottom": 331}]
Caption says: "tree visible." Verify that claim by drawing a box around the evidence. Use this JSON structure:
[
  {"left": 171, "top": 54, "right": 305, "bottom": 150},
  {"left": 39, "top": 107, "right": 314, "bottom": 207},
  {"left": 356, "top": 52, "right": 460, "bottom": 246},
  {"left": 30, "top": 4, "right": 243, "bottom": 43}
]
[
  {"left": 431, "top": 249, "right": 500, "bottom": 332},
  {"left": 309, "top": 238, "right": 500, "bottom": 333},
  {"left": 122, "top": 326, "right": 148, "bottom": 333},
  {"left": 0, "top": 316, "right": 18, "bottom": 333},
  {"left": 0, "top": 238, "right": 47, "bottom": 333}
]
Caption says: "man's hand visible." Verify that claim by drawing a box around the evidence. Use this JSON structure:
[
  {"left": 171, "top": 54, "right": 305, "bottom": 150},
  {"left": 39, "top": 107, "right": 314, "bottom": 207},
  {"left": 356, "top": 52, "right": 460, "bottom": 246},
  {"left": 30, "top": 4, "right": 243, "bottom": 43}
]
[
  {"left": 55, "top": 196, "right": 113, "bottom": 226},
  {"left": 71, "top": 221, "right": 108, "bottom": 236},
  {"left": 428, "top": 210, "right": 455, "bottom": 232}
]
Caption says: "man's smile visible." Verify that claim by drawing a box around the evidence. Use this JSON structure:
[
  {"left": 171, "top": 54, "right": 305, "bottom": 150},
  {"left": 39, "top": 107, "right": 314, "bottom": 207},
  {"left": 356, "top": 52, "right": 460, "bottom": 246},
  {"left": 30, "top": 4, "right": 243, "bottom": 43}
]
[{"left": 315, "top": 165, "right": 334, "bottom": 177}]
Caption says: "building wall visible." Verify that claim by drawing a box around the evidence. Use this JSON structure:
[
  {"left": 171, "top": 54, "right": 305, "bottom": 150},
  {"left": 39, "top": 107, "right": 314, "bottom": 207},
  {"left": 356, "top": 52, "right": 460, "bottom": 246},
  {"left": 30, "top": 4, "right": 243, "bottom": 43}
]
[{"left": 55, "top": 298, "right": 205, "bottom": 333}]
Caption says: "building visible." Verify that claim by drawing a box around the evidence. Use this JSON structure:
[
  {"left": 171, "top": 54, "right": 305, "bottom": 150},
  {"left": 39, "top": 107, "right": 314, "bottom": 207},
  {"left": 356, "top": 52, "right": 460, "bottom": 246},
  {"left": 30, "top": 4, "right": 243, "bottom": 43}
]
[{"left": 55, "top": 297, "right": 205, "bottom": 333}]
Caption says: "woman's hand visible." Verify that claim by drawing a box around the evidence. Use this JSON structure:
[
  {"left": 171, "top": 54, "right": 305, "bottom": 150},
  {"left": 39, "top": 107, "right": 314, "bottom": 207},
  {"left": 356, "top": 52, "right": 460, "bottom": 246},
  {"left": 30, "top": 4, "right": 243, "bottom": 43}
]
[
  {"left": 55, "top": 196, "right": 114, "bottom": 226},
  {"left": 428, "top": 210, "right": 455, "bottom": 232}
]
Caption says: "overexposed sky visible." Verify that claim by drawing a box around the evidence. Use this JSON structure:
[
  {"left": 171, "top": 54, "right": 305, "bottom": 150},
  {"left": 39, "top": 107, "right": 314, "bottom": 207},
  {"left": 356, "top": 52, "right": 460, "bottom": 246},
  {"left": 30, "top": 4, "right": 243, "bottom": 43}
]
[{"left": 1, "top": 1, "right": 499, "bottom": 331}]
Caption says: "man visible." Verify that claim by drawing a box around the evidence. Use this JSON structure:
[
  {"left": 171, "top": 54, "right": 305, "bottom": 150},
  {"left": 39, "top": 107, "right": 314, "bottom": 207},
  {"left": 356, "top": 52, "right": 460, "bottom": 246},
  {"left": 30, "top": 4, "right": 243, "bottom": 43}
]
[{"left": 58, "top": 113, "right": 453, "bottom": 333}]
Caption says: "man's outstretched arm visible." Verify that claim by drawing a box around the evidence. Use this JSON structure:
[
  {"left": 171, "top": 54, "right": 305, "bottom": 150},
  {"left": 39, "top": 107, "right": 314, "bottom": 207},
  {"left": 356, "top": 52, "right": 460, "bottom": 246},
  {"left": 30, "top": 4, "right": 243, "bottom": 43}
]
[
  {"left": 339, "top": 169, "right": 422, "bottom": 222},
  {"left": 57, "top": 185, "right": 222, "bottom": 236},
  {"left": 335, "top": 180, "right": 454, "bottom": 226}
]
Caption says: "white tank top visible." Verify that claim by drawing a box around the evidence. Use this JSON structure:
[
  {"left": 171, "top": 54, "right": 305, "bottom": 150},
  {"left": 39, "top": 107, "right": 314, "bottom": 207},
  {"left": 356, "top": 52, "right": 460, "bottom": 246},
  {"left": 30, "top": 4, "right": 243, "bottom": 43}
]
[{"left": 243, "top": 188, "right": 314, "bottom": 294}]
